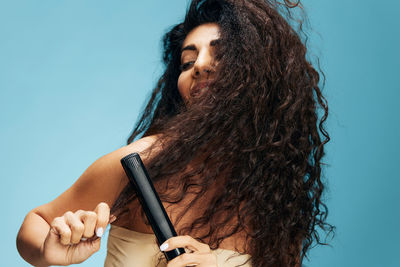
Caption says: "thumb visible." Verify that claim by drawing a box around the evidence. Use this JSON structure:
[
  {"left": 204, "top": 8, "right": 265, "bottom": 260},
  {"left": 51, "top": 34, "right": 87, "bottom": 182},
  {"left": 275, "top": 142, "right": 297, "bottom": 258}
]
[
  {"left": 68, "top": 236, "right": 101, "bottom": 264},
  {"left": 88, "top": 237, "right": 101, "bottom": 254}
]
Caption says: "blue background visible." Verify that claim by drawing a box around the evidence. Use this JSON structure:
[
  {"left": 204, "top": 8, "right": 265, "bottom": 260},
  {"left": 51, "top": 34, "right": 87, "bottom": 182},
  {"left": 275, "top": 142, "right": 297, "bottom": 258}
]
[{"left": 1, "top": 0, "right": 399, "bottom": 266}]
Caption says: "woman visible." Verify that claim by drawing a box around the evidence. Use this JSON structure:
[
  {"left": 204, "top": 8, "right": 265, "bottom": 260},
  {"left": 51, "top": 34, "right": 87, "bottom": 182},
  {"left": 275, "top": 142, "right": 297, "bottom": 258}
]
[{"left": 17, "top": 0, "right": 333, "bottom": 266}]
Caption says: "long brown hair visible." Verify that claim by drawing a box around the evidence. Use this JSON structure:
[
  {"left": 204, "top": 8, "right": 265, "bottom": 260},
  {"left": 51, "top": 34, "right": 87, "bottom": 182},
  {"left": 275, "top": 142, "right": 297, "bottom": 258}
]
[{"left": 113, "top": 0, "right": 333, "bottom": 266}]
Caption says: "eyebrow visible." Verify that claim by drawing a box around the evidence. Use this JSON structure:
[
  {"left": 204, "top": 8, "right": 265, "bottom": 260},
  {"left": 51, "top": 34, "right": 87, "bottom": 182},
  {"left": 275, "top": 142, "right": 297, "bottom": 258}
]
[{"left": 181, "top": 39, "right": 220, "bottom": 52}]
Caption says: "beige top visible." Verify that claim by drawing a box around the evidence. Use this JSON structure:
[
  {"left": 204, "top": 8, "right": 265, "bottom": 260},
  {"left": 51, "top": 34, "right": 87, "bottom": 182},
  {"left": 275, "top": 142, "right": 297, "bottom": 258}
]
[{"left": 105, "top": 225, "right": 252, "bottom": 267}]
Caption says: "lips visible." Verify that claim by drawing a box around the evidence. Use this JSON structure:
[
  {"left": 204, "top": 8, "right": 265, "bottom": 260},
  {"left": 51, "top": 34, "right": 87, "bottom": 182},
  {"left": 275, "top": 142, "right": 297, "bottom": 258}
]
[{"left": 191, "top": 81, "right": 211, "bottom": 94}]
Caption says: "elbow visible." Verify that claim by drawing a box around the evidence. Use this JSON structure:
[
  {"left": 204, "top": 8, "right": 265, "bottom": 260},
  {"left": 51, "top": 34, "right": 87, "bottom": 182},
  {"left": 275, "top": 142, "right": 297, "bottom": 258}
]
[
  {"left": 16, "top": 223, "right": 32, "bottom": 264},
  {"left": 16, "top": 211, "right": 49, "bottom": 267}
]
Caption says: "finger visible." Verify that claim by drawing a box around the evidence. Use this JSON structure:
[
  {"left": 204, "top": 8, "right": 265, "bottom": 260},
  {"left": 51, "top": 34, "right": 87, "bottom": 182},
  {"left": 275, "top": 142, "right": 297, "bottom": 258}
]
[
  {"left": 76, "top": 210, "right": 97, "bottom": 239},
  {"left": 51, "top": 217, "right": 71, "bottom": 245},
  {"left": 76, "top": 212, "right": 117, "bottom": 241},
  {"left": 109, "top": 214, "right": 117, "bottom": 224},
  {"left": 167, "top": 252, "right": 216, "bottom": 267},
  {"left": 64, "top": 211, "right": 85, "bottom": 244},
  {"left": 160, "top": 235, "right": 211, "bottom": 253},
  {"left": 94, "top": 202, "right": 110, "bottom": 237}
]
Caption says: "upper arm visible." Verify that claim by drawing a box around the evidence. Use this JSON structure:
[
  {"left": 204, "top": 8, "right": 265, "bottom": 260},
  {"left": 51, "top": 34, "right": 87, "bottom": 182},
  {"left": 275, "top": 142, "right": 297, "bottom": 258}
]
[{"left": 33, "top": 135, "right": 159, "bottom": 224}]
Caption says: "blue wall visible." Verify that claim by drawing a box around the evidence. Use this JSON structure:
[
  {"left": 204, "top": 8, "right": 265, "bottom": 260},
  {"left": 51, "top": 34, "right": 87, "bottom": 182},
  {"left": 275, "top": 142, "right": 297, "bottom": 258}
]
[{"left": 1, "top": 0, "right": 399, "bottom": 266}]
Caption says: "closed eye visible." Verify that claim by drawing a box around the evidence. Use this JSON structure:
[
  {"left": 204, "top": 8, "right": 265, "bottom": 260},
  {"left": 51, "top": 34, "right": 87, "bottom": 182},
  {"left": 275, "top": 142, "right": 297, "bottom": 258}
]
[{"left": 180, "top": 61, "right": 195, "bottom": 71}]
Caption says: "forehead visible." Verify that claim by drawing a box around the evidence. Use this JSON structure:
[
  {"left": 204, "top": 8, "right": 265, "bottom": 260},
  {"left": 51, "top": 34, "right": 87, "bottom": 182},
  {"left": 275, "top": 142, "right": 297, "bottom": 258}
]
[{"left": 182, "top": 23, "right": 221, "bottom": 47}]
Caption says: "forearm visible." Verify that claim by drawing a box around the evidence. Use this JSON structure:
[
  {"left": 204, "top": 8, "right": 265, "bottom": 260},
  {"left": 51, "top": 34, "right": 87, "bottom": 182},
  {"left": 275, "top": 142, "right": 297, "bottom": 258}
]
[{"left": 17, "top": 211, "right": 51, "bottom": 267}]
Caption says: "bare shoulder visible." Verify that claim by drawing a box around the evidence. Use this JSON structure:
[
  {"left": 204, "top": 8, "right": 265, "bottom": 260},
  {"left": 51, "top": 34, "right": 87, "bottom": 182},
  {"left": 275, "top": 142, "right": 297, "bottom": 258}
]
[
  {"left": 124, "top": 134, "right": 161, "bottom": 158},
  {"left": 33, "top": 135, "right": 161, "bottom": 223},
  {"left": 100, "top": 134, "right": 160, "bottom": 165}
]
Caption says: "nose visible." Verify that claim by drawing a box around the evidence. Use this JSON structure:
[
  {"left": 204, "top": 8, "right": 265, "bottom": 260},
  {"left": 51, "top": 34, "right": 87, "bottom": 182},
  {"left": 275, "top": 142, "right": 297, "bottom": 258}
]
[{"left": 193, "top": 49, "right": 214, "bottom": 79}]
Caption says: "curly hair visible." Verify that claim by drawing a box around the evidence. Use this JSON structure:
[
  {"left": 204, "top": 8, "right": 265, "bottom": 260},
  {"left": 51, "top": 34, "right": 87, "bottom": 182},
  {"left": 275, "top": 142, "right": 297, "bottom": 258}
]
[{"left": 112, "top": 0, "right": 333, "bottom": 266}]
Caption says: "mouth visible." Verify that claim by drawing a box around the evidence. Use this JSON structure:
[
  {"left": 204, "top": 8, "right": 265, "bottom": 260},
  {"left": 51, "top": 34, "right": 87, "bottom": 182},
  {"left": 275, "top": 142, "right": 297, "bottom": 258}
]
[{"left": 191, "top": 81, "right": 212, "bottom": 95}]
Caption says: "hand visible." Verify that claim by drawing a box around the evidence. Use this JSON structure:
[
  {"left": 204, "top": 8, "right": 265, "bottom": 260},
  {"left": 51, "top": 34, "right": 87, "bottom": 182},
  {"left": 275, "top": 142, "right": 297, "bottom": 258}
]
[
  {"left": 160, "top": 235, "right": 218, "bottom": 267},
  {"left": 41, "top": 202, "right": 115, "bottom": 265}
]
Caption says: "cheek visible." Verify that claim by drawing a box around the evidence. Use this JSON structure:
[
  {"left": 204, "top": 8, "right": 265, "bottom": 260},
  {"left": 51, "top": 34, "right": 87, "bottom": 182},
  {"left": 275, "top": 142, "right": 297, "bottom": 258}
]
[{"left": 177, "top": 72, "right": 191, "bottom": 101}]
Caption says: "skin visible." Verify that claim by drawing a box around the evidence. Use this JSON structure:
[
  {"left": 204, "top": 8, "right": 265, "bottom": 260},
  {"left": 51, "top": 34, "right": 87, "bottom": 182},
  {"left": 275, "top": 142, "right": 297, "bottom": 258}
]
[
  {"left": 16, "top": 136, "right": 159, "bottom": 266},
  {"left": 16, "top": 23, "right": 222, "bottom": 267},
  {"left": 177, "top": 23, "right": 220, "bottom": 102},
  {"left": 162, "top": 236, "right": 217, "bottom": 267}
]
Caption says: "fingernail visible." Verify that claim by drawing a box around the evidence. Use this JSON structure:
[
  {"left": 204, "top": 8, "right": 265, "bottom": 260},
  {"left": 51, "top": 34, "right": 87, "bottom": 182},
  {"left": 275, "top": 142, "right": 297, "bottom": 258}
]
[
  {"left": 159, "top": 242, "right": 168, "bottom": 251},
  {"left": 80, "top": 237, "right": 88, "bottom": 241},
  {"left": 96, "top": 227, "right": 104, "bottom": 237}
]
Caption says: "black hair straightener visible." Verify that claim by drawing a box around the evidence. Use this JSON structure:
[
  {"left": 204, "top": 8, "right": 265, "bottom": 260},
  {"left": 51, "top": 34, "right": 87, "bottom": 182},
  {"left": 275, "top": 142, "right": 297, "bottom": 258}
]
[{"left": 120, "top": 153, "right": 185, "bottom": 261}]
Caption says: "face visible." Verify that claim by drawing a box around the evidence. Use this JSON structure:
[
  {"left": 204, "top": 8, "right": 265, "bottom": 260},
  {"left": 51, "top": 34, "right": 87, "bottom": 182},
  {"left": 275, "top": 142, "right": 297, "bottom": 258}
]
[{"left": 177, "top": 23, "right": 220, "bottom": 102}]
